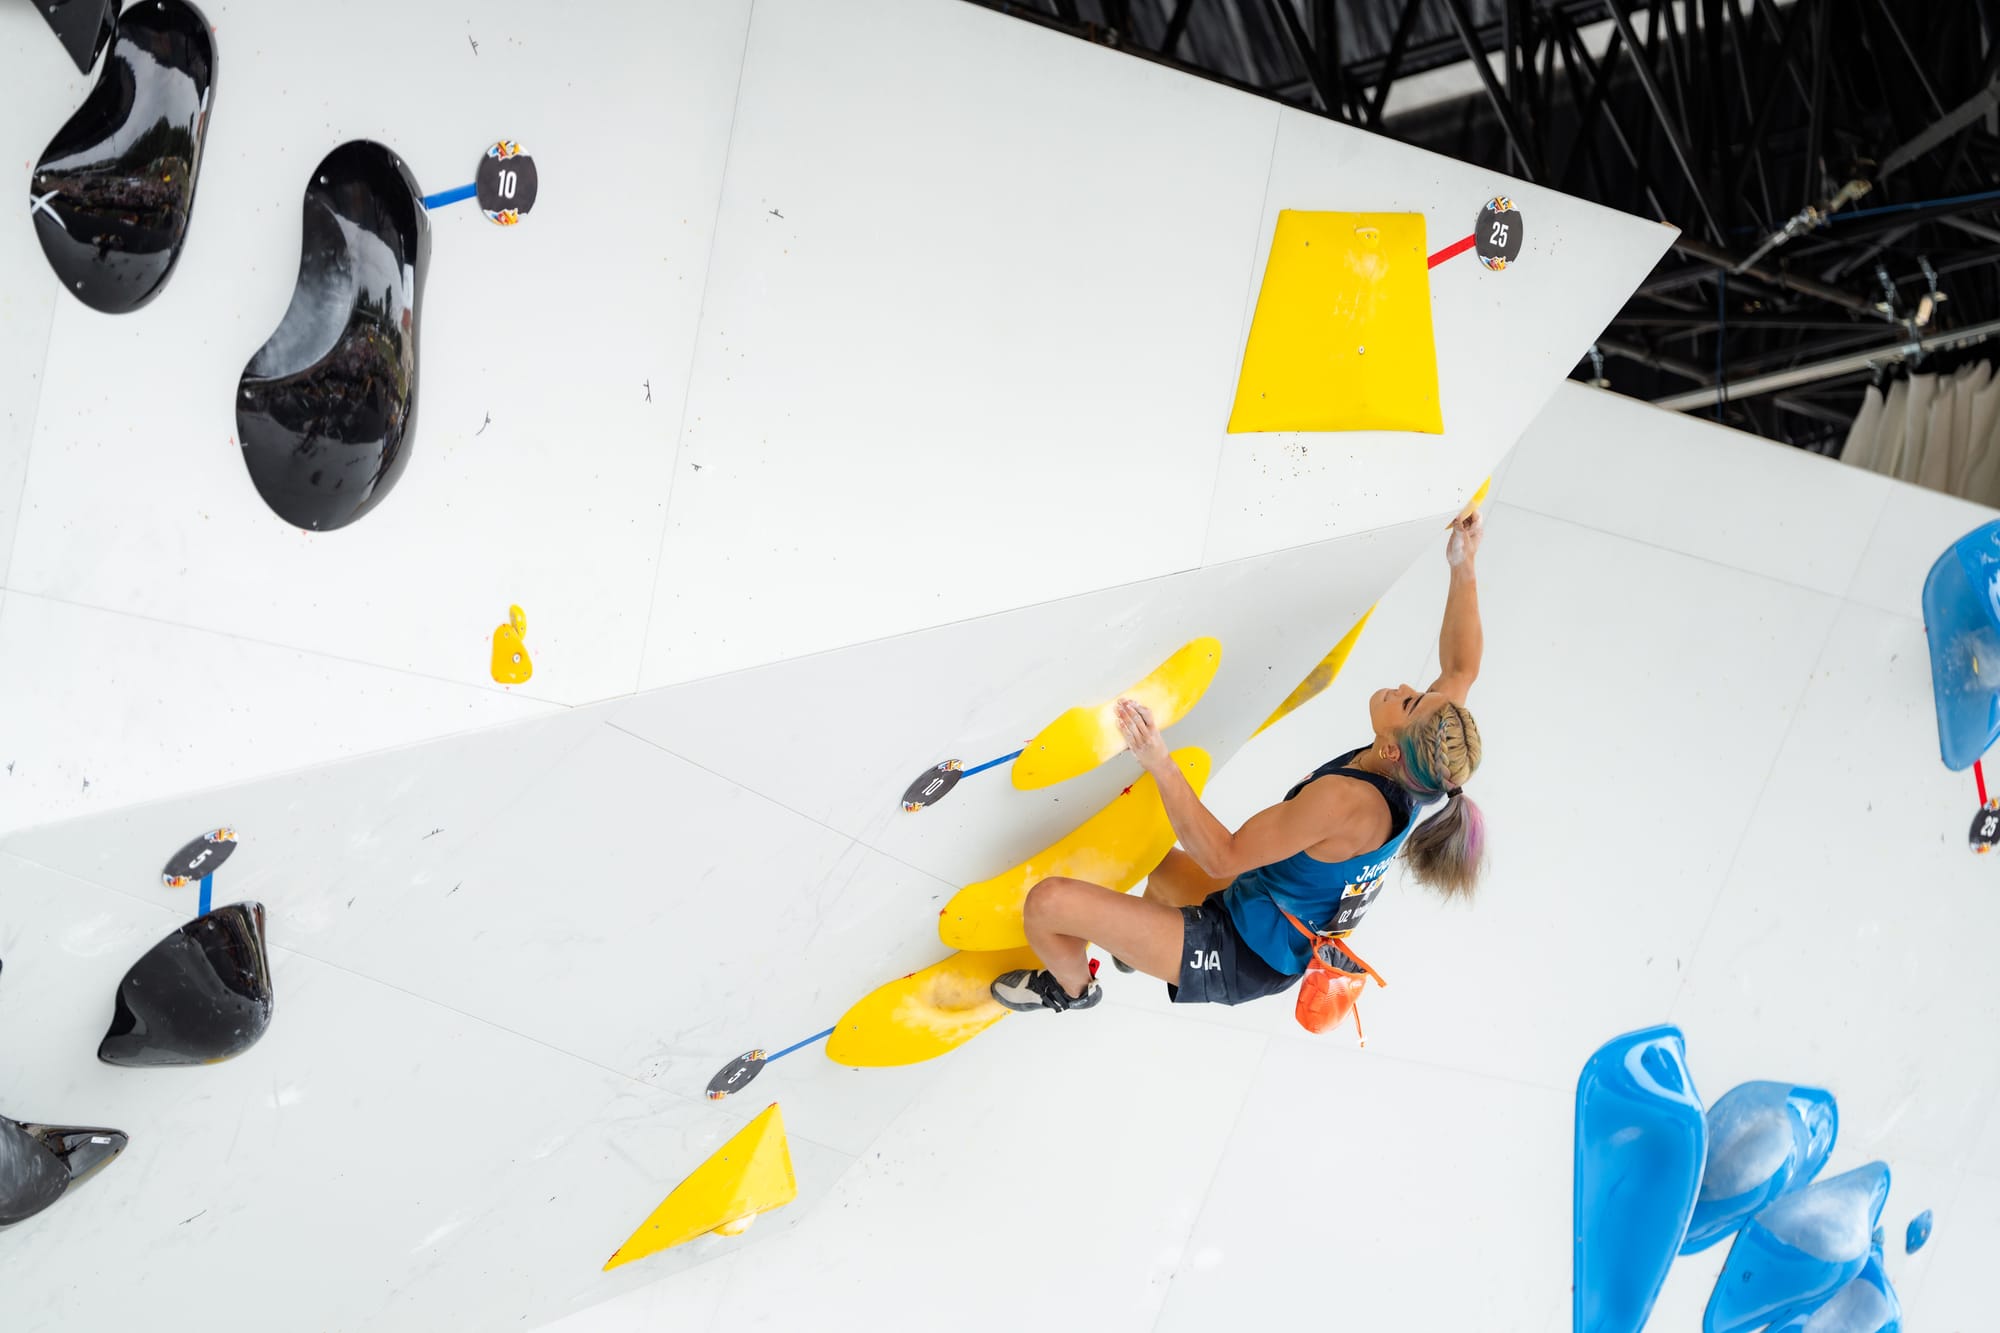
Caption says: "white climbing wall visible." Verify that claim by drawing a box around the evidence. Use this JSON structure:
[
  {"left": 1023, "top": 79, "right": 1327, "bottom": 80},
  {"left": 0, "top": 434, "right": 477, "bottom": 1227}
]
[{"left": 0, "top": 0, "right": 1667, "bottom": 836}]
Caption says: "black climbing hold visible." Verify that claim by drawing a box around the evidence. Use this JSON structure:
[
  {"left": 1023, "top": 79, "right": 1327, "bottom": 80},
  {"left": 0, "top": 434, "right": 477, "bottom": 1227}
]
[
  {"left": 0, "top": 1117, "right": 70, "bottom": 1228},
  {"left": 161, "top": 827, "right": 237, "bottom": 887},
  {"left": 29, "top": 0, "right": 216, "bottom": 313},
  {"left": 1971, "top": 800, "right": 2000, "bottom": 854},
  {"left": 33, "top": 0, "right": 119, "bottom": 74},
  {"left": 706, "top": 1050, "right": 768, "bottom": 1101},
  {"left": 901, "top": 761, "right": 964, "bottom": 813},
  {"left": 237, "top": 140, "right": 429, "bottom": 532},
  {"left": 1474, "top": 196, "right": 1523, "bottom": 271},
  {"left": 0, "top": 1117, "right": 126, "bottom": 1228},
  {"left": 474, "top": 142, "right": 538, "bottom": 223},
  {"left": 98, "top": 901, "right": 274, "bottom": 1067}
]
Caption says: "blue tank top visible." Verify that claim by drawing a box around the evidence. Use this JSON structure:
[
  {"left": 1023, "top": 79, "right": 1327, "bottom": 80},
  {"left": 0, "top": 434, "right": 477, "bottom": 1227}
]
[{"left": 1221, "top": 747, "right": 1421, "bottom": 975}]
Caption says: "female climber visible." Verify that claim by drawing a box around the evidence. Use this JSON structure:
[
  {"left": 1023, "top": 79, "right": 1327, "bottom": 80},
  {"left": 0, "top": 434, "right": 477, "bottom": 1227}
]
[{"left": 991, "top": 509, "right": 1488, "bottom": 1014}]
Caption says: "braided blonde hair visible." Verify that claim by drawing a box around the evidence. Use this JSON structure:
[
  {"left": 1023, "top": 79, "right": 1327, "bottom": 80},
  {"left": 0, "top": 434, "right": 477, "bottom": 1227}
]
[{"left": 1386, "top": 701, "right": 1486, "bottom": 900}]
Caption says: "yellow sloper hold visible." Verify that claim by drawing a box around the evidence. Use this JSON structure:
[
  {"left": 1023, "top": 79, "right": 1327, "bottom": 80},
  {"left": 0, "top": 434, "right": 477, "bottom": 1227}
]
[
  {"left": 1012, "top": 637, "right": 1221, "bottom": 790},
  {"left": 1253, "top": 608, "right": 1375, "bottom": 739},
  {"left": 940, "top": 748, "right": 1212, "bottom": 951},
  {"left": 491, "top": 604, "right": 532, "bottom": 685},
  {"left": 824, "top": 946, "right": 1043, "bottom": 1068},
  {"left": 1227, "top": 210, "right": 1442, "bottom": 434},
  {"left": 602, "top": 1103, "right": 798, "bottom": 1271},
  {"left": 1463, "top": 476, "right": 1492, "bottom": 514}
]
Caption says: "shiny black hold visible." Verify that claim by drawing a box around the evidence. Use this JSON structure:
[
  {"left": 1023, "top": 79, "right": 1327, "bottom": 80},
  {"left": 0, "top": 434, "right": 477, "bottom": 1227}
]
[
  {"left": 236, "top": 141, "right": 429, "bottom": 532},
  {"left": 34, "top": 0, "right": 120, "bottom": 73},
  {"left": 98, "top": 901, "right": 274, "bottom": 1067},
  {"left": 29, "top": 0, "right": 216, "bottom": 314},
  {"left": 0, "top": 1117, "right": 70, "bottom": 1228}
]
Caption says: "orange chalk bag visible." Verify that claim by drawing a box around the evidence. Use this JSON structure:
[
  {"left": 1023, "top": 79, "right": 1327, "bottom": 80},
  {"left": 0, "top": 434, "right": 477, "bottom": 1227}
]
[{"left": 1281, "top": 909, "right": 1386, "bottom": 1044}]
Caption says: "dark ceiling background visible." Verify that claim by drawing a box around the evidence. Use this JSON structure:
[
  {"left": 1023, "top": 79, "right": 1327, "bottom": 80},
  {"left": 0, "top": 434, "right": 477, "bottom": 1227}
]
[{"left": 972, "top": 0, "right": 2000, "bottom": 454}]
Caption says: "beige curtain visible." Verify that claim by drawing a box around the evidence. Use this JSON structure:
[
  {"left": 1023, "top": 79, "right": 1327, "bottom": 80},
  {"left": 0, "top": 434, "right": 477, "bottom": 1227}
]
[{"left": 1840, "top": 362, "right": 2000, "bottom": 505}]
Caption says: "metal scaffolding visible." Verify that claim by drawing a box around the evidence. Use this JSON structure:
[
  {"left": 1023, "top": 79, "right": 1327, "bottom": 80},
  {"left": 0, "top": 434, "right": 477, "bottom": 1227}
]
[{"left": 972, "top": 0, "right": 2000, "bottom": 453}]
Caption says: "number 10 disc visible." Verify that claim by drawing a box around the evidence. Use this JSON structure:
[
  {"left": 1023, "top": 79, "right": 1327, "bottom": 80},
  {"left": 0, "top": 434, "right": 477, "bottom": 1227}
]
[{"left": 475, "top": 141, "right": 538, "bottom": 226}]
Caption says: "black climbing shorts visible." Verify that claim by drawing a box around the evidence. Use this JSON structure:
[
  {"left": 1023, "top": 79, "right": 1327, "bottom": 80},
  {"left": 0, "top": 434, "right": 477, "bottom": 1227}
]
[{"left": 1167, "top": 893, "right": 1301, "bottom": 1007}]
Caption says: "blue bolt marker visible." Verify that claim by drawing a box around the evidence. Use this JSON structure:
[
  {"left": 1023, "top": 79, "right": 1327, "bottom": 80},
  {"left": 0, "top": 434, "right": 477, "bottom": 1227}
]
[
  {"left": 421, "top": 182, "right": 476, "bottom": 210},
  {"left": 197, "top": 873, "right": 213, "bottom": 916},
  {"left": 958, "top": 749, "right": 1024, "bottom": 779},
  {"left": 766, "top": 1027, "right": 835, "bottom": 1063}
]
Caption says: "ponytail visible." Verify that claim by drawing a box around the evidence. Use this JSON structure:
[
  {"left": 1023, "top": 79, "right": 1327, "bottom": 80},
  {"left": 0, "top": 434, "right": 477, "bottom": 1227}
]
[{"left": 1403, "top": 789, "right": 1485, "bottom": 901}]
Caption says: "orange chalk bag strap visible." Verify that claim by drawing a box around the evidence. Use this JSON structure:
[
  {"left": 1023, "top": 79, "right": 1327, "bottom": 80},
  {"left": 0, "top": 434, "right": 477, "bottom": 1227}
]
[{"left": 1281, "top": 909, "right": 1386, "bottom": 1045}]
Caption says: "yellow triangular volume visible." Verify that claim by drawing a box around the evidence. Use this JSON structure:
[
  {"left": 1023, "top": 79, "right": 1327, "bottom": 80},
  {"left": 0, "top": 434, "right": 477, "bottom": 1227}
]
[
  {"left": 1253, "top": 609, "right": 1374, "bottom": 738},
  {"left": 602, "top": 1103, "right": 798, "bottom": 1270},
  {"left": 1228, "top": 210, "right": 1441, "bottom": 434}
]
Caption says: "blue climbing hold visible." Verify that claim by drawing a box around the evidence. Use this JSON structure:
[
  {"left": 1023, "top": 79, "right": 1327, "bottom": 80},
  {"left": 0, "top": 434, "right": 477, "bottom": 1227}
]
[
  {"left": 1704, "top": 1161, "right": 1891, "bottom": 1333},
  {"left": 1684, "top": 1081, "right": 1838, "bottom": 1254},
  {"left": 1905, "top": 1209, "right": 1933, "bottom": 1254},
  {"left": 1764, "top": 1243, "right": 1901, "bottom": 1333},
  {"left": 1924, "top": 519, "right": 2000, "bottom": 770},
  {"left": 1574, "top": 1025, "right": 1707, "bottom": 1333}
]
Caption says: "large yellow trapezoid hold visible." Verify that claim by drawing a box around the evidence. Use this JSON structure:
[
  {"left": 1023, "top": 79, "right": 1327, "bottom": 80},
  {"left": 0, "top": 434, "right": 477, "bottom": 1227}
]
[
  {"left": 825, "top": 946, "right": 1043, "bottom": 1068},
  {"left": 1012, "top": 637, "right": 1221, "bottom": 790},
  {"left": 1253, "top": 609, "right": 1375, "bottom": 739},
  {"left": 602, "top": 1102, "right": 798, "bottom": 1271},
  {"left": 1227, "top": 210, "right": 1442, "bottom": 435},
  {"left": 941, "top": 747, "right": 1212, "bottom": 951}
]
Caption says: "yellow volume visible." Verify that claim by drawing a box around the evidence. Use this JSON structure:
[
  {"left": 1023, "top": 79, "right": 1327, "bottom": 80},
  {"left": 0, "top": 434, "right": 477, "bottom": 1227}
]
[
  {"left": 825, "top": 946, "right": 1043, "bottom": 1068},
  {"left": 1227, "top": 210, "right": 1442, "bottom": 435},
  {"left": 1012, "top": 637, "right": 1221, "bottom": 790},
  {"left": 1253, "top": 609, "right": 1374, "bottom": 738},
  {"left": 602, "top": 1103, "right": 798, "bottom": 1270},
  {"left": 942, "top": 748, "right": 1211, "bottom": 950}
]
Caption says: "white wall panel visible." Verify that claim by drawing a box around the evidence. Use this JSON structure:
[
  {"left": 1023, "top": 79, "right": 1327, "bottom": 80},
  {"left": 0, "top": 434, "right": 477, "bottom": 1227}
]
[
  {"left": 2, "top": 0, "right": 751, "bottom": 705},
  {"left": 640, "top": 0, "right": 1281, "bottom": 687},
  {"left": 1503, "top": 384, "right": 1891, "bottom": 597},
  {"left": 0, "top": 591, "right": 560, "bottom": 837},
  {"left": 618, "top": 516, "right": 1437, "bottom": 891},
  {"left": 0, "top": 855, "right": 846, "bottom": 1333}
]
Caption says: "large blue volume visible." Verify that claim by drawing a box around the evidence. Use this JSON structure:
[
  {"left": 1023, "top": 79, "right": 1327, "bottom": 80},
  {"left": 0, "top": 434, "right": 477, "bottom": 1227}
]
[
  {"left": 1925, "top": 519, "right": 2000, "bottom": 769},
  {"left": 1683, "top": 1081, "right": 1838, "bottom": 1254},
  {"left": 1704, "top": 1161, "right": 1891, "bottom": 1333},
  {"left": 1574, "top": 1025, "right": 1707, "bottom": 1333}
]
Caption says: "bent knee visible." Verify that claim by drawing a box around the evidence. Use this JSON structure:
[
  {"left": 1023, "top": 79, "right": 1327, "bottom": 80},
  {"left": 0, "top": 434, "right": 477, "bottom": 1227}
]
[{"left": 1024, "top": 876, "right": 1083, "bottom": 922}]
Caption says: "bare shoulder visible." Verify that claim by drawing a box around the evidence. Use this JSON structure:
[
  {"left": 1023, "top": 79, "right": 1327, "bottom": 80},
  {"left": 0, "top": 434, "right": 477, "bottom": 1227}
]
[{"left": 1298, "top": 772, "right": 1393, "bottom": 857}]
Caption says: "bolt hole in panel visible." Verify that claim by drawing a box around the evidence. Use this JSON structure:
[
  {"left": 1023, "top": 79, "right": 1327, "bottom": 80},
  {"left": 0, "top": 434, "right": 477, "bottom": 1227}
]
[
  {"left": 29, "top": 0, "right": 215, "bottom": 313},
  {"left": 237, "top": 141, "right": 429, "bottom": 531}
]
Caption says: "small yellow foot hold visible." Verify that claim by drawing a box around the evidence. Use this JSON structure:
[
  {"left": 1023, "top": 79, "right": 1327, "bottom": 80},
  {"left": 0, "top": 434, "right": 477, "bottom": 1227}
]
[
  {"left": 825, "top": 946, "right": 1043, "bottom": 1068},
  {"left": 1228, "top": 210, "right": 1442, "bottom": 435},
  {"left": 490, "top": 603, "right": 532, "bottom": 684},
  {"left": 1254, "top": 608, "right": 1375, "bottom": 738},
  {"left": 1012, "top": 637, "right": 1221, "bottom": 790},
  {"left": 942, "top": 748, "right": 1211, "bottom": 950},
  {"left": 602, "top": 1103, "right": 798, "bottom": 1270}
]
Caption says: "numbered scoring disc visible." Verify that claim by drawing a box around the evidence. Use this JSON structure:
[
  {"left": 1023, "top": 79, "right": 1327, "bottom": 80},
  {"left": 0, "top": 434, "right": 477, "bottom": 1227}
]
[
  {"left": 1970, "top": 800, "right": 2000, "bottom": 854},
  {"left": 475, "top": 141, "right": 539, "bottom": 225},
  {"left": 900, "top": 760, "right": 964, "bottom": 813},
  {"left": 1475, "top": 195, "right": 1524, "bottom": 271},
  {"left": 706, "top": 1050, "right": 768, "bottom": 1100},
  {"left": 161, "top": 827, "right": 238, "bottom": 887}
]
